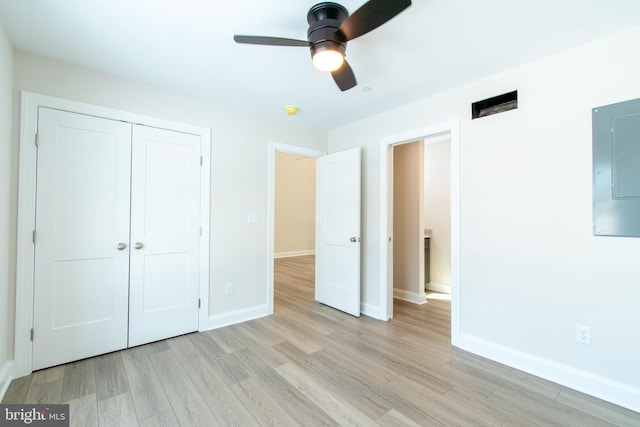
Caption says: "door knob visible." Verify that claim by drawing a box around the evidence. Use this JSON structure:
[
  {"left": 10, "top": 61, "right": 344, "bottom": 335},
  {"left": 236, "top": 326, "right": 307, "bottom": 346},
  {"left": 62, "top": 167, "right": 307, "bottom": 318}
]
[
  {"left": 134, "top": 242, "right": 144, "bottom": 249},
  {"left": 350, "top": 237, "right": 358, "bottom": 243},
  {"left": 117, "top": 243, "right": 126, "bottom": 250}
]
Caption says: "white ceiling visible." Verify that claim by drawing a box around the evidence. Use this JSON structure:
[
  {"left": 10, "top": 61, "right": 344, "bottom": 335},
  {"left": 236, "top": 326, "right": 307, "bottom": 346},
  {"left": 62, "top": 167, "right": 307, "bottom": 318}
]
[{"left": 1, "top": 0, "right": 639, "bottom": 131}]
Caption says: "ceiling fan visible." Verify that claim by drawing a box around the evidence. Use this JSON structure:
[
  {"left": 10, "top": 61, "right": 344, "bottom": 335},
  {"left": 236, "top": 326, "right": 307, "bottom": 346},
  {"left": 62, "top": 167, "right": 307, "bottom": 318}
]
[{"left": 233, "top": 0, "right": 412, "bottom": 91}]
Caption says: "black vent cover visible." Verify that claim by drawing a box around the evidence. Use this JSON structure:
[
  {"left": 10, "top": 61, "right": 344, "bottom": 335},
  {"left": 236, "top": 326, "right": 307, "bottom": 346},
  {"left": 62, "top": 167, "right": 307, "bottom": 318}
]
[{"left": 472, "top": 90, "right": 518, "bottom": 119}]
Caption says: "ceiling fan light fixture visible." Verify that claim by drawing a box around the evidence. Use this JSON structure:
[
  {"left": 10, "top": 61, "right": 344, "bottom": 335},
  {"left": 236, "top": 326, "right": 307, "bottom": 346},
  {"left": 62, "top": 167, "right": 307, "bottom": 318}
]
[
  {"left": 311, "top": 41, "right": 345, "bottom": 72},
  {"left": 312, "top": 50, "right": 344, "bottom": 71}
]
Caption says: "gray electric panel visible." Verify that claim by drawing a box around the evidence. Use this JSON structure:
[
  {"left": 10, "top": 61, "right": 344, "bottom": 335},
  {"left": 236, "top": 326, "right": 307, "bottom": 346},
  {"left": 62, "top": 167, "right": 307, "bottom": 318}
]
[{"left": 593, "top": 98, "right": 640, "bottom": 237}]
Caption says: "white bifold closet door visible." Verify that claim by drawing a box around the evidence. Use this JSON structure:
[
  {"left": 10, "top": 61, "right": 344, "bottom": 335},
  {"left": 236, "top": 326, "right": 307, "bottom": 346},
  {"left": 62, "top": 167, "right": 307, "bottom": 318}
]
[{"left": 33, "top": 107, "right": 201, "bottom": 370}]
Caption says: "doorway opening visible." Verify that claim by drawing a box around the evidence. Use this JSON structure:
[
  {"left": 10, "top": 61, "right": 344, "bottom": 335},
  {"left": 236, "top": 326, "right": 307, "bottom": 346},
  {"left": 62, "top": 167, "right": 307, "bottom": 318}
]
[
  {"left": 273, "top": 151, "right": 317, "bottom": 310},
  {"left": 268, "top": 142, "right": 362, "bottom": 318},
  {"left": 380, "top": 120, "right": 460, "bottom": 345},
  {"left": 391, "top": 135, "right": 452, "bottom": 304},
  {"left": 266, "top": 142, "right": 326, "bottom": 315},
  {"left": 274, "top": 152, "right": 317, "bottom": 260}
]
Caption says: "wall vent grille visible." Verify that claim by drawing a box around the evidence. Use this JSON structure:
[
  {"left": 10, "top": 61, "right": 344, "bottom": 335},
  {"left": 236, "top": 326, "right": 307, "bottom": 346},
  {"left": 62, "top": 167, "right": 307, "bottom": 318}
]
[{"left": 472, "top": 90, "right": 518, "bottom": 119}]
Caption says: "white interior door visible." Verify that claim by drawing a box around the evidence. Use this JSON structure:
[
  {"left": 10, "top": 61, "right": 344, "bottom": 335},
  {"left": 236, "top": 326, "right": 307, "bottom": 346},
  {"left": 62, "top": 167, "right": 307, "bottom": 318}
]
[
  {"left": 128, "top": 125, "right": 201, "bottom": 347},
  {"left": 315, "top": 147, "right": 361, "bottom": 316},
  {"left": 33, "top": 108, "right": 131, "bottom": 370}
]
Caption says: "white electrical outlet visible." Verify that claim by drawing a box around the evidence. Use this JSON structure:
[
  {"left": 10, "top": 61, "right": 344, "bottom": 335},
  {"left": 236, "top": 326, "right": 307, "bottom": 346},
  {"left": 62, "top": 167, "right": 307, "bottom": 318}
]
[
  {"left": 225, "top": 282, "right": 233, "bottom": 295},
  {"left": 576, "top": 325, "right": 591, "bottom": 344}
]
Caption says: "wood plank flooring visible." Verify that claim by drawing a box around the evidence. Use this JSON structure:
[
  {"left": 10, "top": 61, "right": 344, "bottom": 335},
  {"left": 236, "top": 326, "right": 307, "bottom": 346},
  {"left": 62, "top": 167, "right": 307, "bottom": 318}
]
[{"left": 4, "top": 255, "right": 640, "bottom": 426}]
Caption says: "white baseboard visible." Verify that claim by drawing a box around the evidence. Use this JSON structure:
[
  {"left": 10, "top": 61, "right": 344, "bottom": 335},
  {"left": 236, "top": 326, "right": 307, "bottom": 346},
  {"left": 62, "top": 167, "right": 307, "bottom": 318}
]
[
  {"left": 457, "top": 333, "right": 640, "bottom": 413},
  {"left": 426, "top": 282, "right": 451, "bottom": 294},
  {"left": 274, "top": 250, "right": 315, "bottom": 259},
  {"left": 393, "top": 288, "right": 427, "bottom": 305},
  {"left": 0, "top": 360, "right": 14, "bottom": 402},
  {"left": 205, "top": 304, "right": 271, "bottom": 331},
  {"left": 360, "top": 301, "right": 387, "bottom": 320}
]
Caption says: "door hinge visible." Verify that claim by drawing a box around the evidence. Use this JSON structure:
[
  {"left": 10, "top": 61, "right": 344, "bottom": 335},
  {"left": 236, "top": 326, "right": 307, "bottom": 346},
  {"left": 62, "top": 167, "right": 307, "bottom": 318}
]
[
  {"left": 198, "top": 298, "right": 201, "bottom": 308},
  {"left": 35, "top": 133, "right": 39, "bottom": 147},
  {"left": 199, "top": 227, "right": 203, "bottom": 237},
  {"left": 32, "top": 230, "right": 36, "bottom": 243},
  {"left": 200, "top": 156, "right": 203, "bottom": 166},
  {"left": 30, "top": 328, "right": 34, "bottom": 341}
]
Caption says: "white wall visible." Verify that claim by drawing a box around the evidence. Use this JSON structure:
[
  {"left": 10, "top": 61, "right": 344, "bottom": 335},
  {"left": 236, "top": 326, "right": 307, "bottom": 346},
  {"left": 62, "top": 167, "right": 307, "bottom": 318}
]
[
  {"left": 0, "top": 22, "right": 13, "bottom": 391},
  {"left": 424, "top": 136, "right": 451, "bottom": 287},
  {"left": 10, "top": 51, "right": 327, "bottom": 333},
  {"left": 274, "top": 152, "right": 316, "bottom": 257},
  {"left": 329, "top": 26, "right": 640, "bottom": 410}
]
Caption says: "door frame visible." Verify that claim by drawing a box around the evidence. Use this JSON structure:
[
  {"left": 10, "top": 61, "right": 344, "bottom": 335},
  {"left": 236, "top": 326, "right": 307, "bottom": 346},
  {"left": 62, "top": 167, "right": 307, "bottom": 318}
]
[
  {"left": 14, "top": 91, "right": 212, "bottom": 376},
  {"left": 266, "top": 141, "right": 326, "bottom": 314},
  {"left": 379, "top": 119, "right": 461, "bottom": 345}
]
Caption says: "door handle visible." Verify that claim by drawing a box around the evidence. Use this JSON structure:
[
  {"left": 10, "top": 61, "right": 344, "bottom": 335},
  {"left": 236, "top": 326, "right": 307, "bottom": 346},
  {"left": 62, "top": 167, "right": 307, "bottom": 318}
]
[
  {"left": 134, "top": 242, "right": 144, "bottom": 250},
  {"left": 350, "top": 237, "right": 358, "bottom": 243},
  {"left": 117, "top": 243, "right": 126, "bottom": 250}
]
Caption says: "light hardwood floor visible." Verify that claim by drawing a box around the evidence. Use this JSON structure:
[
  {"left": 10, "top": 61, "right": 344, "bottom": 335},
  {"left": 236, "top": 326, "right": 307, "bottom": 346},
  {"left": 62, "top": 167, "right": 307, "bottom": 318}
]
[{"left": 4, "top": 255, "right": 640, "bottom": 426}]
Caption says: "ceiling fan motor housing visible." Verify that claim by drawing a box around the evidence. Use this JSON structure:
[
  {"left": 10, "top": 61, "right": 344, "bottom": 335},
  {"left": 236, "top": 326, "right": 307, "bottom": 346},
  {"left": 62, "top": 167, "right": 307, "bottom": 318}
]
[{"left": 307, "top": 2, "right": 349, "bottom": 61}]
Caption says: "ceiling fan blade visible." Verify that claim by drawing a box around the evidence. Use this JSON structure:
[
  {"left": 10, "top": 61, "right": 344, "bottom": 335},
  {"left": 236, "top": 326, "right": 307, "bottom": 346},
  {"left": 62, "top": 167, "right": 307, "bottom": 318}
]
[
  {"left": 331, "top": 60, "right": 357, "bottom": 91},
  {"left": 233, "top": 35, "right": 311, "bottom": 47},
  {"left": 339, "top": 0, "right": 411, "bottom": 41}
]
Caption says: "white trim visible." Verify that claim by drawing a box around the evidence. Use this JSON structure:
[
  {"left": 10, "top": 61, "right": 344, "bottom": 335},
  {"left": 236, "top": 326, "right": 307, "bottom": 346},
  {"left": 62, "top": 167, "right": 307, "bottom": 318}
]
[
  {"left": 426, "top": 282, "right": 452, "bottom": 294},
  {"left": 14, "top": 91, "right": 211, "bottom": 377},
  {"left": 458, "top": 334, "right": 640, "bottom": 413},
  {"left": 14, "top": 93, "right": 38, "bottom": 378},
  {"left": 0, "top": 361, "right": 13, "bottom": 401},
  {"left": 266, "top": 141, "right": 326, "bottom": 316},
  {"left": 206, "top": 304, "right": 270, "bottom": 330},
  {"left": 379, "top": 120, "right": 461, "bottom": 344},
  {"left": 360, "top": 301, "right": 385, "bottom": 320},
  {"left": 393, "top": 289, "right": 427, "bottom": 305},
  {"left": 199, "top": 129, "right": 212, "bottom": 334},
  {"left": 274, "top": 250, "right": 315, "bottom": 259}
]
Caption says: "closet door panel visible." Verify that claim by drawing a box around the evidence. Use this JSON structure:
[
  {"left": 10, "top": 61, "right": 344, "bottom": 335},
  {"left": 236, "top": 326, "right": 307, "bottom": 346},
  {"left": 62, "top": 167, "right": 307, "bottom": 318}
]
[
  {"left": 128, "top": 125, "right": 201, "bottom": 346},
  {"left": 33, "top": 108, "right": 132, "bottom": 370}
]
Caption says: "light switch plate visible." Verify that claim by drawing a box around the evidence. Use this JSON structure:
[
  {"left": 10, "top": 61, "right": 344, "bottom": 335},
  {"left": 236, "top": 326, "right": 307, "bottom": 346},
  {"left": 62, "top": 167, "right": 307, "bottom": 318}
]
[{"left": 247, "top": 212, "right": 258, "bottom": 224}]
